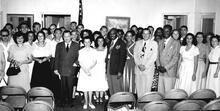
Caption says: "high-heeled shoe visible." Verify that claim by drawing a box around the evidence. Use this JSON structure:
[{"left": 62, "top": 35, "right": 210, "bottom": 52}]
[
  {"left": 89, "top": 103, "right": 95, "bottom": 109},
  {"left": 83, "top": 104, "right": 87, "bottom": 109}
]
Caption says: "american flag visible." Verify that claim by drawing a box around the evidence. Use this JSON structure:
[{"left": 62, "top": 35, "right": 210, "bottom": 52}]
[{"left": 78, "top": 0, "right": 83, "bottom": 24}]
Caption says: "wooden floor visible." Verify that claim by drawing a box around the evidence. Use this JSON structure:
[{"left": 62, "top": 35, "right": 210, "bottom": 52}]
[{"left": 55, "top": 96, "right": 107, "bottom": 111}]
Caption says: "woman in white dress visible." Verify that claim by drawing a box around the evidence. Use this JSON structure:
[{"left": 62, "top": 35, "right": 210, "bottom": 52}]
[
  {"left": 77, "top": 37, "right": 97, "bottom": 109},
  {"left": 93, "top": 36, "right": 108, "bottom": 103},
  {"left": 175, "top": 33, "right": 199, "bottom": 95},
  {"left": 191, "top": 32, "right": 209, "bottom": 92},
  {"left": 206, "top": 36, "right": 220, "bottom": 97},
  {"left": 24, "top": 31, "right": 35, "bottom": 81},
  {"left": 7, "top": 32, "right": 32, "bottom": 91}
]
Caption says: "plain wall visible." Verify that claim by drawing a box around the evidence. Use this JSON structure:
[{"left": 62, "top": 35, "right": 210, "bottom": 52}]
[{"left": 1, "top": 0, "right": 219, "bottom": 34}]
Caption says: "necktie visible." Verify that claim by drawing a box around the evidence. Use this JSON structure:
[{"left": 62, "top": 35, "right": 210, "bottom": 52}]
[
  {"left": 142, "top": 42, "right": 146, "bottom": 53},
  {"left": 66, "top": 44, "right": 69, "bottom": 52},
  {"left": 141, "top": 42, "right": 146, "bottom": 58}
]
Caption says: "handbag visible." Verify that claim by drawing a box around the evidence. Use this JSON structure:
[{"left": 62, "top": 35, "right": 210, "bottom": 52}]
[{"left": 6, "top": 63, "right": 21, "bottom": 76}]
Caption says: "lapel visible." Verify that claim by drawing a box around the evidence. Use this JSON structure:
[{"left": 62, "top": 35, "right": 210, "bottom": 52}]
[
  {"left": 162, "top": 37, "right": 174, "bottom": 55},
  {"left": 61, "top": 42, "right": 68, "bottom": 56}
]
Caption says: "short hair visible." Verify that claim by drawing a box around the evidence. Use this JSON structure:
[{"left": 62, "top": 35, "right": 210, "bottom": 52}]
[
  {"left": 171, "top": 29, "right": 181, "bottom": 40},
  {"left": 4, "top": 23, "right": 13, "bottom": 29},
  {"left": 147, "top": 25, "right": 154, "bottom": 31},
  {"left": 100, "top": 25, "right": 108, "bottom": 31},
  {"left": 82, "top": 36, "right": 92, "bottom": 43},
  {"left": 33, "top": 22, "right": 41, "bottom": 28},
  {"left": 195, "top": 32, "right": 206, "bottom": 43},
  {"left": 0, "top": 29, "right": 9, "bottom": 35},
  {"left": 77, "top": 24, "right": 84, "bottom": 28},
  {"left": 125, "top": 30, "right": 135, "bottom": 37},
  {"left": 80, "top": 29, "right": 93, "bottom": 40},
  {"left": 62, "top": 30, "right": 71, "bottom": 37},
  {"left": 70, "top": 21, "right": 77, "bottom": 25},
  {"left": 182, "top": 33, "right": 197, "bottom": 46},
  {"left": 131, "top": 25, "right": 137, "bottom": 29},
  {"left": 210, "top": 36, "right": 219, "bottom": 47},
  {"left": 117, "top": 29, "right": 124, "bottom": 35},
  {"left": 180, "top": 25, "right": 188, "bottom": 31},
  {"left": 41, "top": 28, "right": 50, "bottom": 35},
  {"left": 26, "top": 31, "right": 36, "bottom": 41},
  {"left": 37, "top": 31, "right": 46, "bottom": 40},
  {"left": 54, "top": 28, "right": 62, "bottom": 33},
  {"left": 18, "top": 22, "right": 29, "bottom": 30},
  {"left": 94, "top": 36, "right": 106, "bottom": 48},
  {"left": 92, "top": 31, "right": 101, "bottom": 37},
  {"left": 163, "top": 25, "right": 172, "bottom": 31},
  {"left": 50, "top": 24, "right": 57, "bottom": 28},
  {"left": 13, "top": 32, "right": 25, "bottom": 44},
  {"left": 142, "top": 28, "right": 151, "bottom": 34}
]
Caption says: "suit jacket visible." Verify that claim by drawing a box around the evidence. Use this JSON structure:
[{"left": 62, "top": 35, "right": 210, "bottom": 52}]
[
  {"left": 107, "top": 38, "right": 127, "bottom": 75},
  {"left": 157, "top": 37, "right": 181, "bottom": 77},
  {"left": 54, "top": 41, "right": 80, "bottom": 76},
  {"left": 134, "top": 39, "right": 158, "bottom": 72}
]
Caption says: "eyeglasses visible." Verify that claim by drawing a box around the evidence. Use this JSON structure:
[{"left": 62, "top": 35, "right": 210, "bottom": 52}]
[{"left": 1, "top": 35, "right": 9, "bottom": 37}]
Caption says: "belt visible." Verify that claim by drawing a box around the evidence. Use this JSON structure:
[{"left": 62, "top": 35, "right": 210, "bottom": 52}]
[{"left": 209, "top": 62, "right": 218, "bottom": 64}]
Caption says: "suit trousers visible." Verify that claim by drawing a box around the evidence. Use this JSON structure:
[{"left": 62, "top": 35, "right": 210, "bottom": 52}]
[
  {"left": 106, "top": 61, "right": 123, "bottom": 95},
  {"left": 60, "top": 76, "right": 74, "bottom": 104},
  {"left": 135, "top": 68, "right": 154, "bottom": 98},
  {"left": 158, "top": 75, "right": 176, "bottom": 95}
]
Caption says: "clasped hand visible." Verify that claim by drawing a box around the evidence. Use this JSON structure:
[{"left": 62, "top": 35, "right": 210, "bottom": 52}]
[
  {"left": 138, "top": 64, "right": 146, "bottom": 71},
  {"left": 158, "top": 66, "right": 167, "bottom": 73}
]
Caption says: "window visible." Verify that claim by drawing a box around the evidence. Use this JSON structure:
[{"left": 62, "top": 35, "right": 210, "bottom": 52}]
[
  {"left": 7, "top": 14, "right": 34, "bottom": 29},
  {"left": 44, "top": 14, "right": 71, "bottom": 29}
]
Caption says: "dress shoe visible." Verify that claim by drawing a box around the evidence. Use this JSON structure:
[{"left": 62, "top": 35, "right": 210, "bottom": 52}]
[
  {"left": 89, "top": 103, "right": 95, "bottom": 109},
  {"left": 83, "top": 104, "right": 87, "bottom": 109}
]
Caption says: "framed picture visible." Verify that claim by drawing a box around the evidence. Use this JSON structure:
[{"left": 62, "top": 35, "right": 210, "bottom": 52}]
[{"left": 106, "top": 16, "right": 130, "bottom": 32}]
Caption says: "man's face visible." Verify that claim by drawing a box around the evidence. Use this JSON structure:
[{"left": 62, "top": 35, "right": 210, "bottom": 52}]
[
  {"left": 20, "top": 24, "right": 28, "bottom": 34},
  {"left": 142, "top": 30, "right": 151, "bottom": 40},
  {"left": 180, "top": 27, "right": 187, "bottom": 37},
  {"left": 70, "top": 23, "right": 77, "bottom": 30},
  {"left": 63, "top": 32, "right": 71, "bottom": 43},
  {"left": 34, "top": 25, "right": 41, "bottom": 33},
  {"left": 164, "top": 28, "right": 171, "bottom": 39},
  {"left": 110, "top": 30, "right": 117, "bottom": 40},
  {"left": 1, "top": 31, "right": 9, "bottom": 42},
  {"left": 50, "top": 25, "right": 56, "bottom": 34}
]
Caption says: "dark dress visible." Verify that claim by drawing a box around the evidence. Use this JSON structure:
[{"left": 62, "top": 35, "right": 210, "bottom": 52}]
[
  {"left": 31, "top": 42, "right": 53, "bottom": 90},
  {"left": 123, "top": 41, "right": 135, "bottom": 93}
]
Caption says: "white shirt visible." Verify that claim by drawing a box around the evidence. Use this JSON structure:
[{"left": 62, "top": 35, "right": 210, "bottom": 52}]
[{"left": 164, "top": 37, "right": 171, "bottom": 46}]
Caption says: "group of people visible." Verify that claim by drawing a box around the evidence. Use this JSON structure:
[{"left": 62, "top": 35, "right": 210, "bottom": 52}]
[{"left": 0, "top": 21, "right": 220, "bottom": 109}]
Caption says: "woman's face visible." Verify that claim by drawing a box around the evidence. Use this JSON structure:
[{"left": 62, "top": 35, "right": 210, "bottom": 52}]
[
  {"left": 37, "top": 33, "right": 45, "bottom": 42},
  {"left": 28, "top": 33, "right": 34, "bottom": 42},
  {"left": 97, "top": 38, "right": 104, "bottom": 47},
  {"left": 42, "top": 30, "right": 48, "bottom": 37},
  {"left": 71, "top": 32, "right": 78, "bottom": 41},
  {"left": 84, "top": 39, "right": 91, "bottom": 48},
  {"left": 211, "top": 38, "right": 218, "bottom": 48},
  {"left": 186, "top": 35, "right": 193, "bottom": 45},
  {"left": 196, "top": 34, "right": 203, "bottom": 44},
  {"left": 172, "top": 30, "right": 179, "bottom": 40},
  {"left": 83, "top": 31, "right": 89, "bottom": 38},
  {"left": 125, "top": 32, "right": 133, "bottom": 42},
  {"left": 16, "top": 36, "right": 24, "bottom": 44},
  {"left": 206, "top": 35, "right": 212, "bottom": 43}
]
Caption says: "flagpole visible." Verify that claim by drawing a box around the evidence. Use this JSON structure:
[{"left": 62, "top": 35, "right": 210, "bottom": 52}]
[{"left": 78, "top": 0, "right": 83, "bottom": 24}]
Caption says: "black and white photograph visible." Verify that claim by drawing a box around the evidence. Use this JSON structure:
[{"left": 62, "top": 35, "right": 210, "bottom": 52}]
[{"left": 0, "top": 0, "right": 220, "bottom": 111}]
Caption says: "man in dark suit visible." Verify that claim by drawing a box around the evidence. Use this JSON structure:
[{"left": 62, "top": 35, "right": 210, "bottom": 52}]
[
  {"left": 106, "top": 28, "right": 127, "bottom": 95},
  {"left": 54, "top": 30, "right": 80, "bottom": 107}
]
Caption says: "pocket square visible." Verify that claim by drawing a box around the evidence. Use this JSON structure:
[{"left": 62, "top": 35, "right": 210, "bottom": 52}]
[{"left": 116, "top": 45, "right": 121, "bottom": 49}]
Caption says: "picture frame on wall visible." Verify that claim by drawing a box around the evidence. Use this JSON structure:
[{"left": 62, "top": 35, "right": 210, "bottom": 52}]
[{"left": 106, "top": 16, "right": 130, "bottom": 32}]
